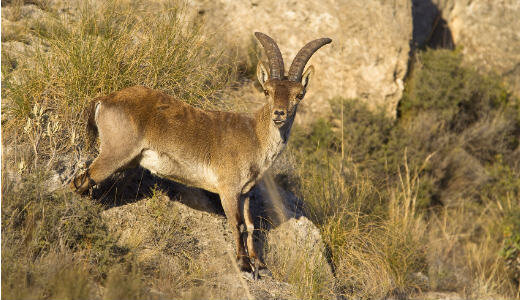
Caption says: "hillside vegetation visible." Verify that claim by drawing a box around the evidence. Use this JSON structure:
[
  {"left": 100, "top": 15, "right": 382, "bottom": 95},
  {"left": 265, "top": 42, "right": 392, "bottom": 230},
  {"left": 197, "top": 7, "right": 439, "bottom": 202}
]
[
  {"left": 2, "top": 1, "right": 520, "bottom": 299},
  {"left": 287, "top": 49, "right": 520, "bottom": 299},
  {"left": 2, "top": 1, "right": 241, "bottom": 299}
]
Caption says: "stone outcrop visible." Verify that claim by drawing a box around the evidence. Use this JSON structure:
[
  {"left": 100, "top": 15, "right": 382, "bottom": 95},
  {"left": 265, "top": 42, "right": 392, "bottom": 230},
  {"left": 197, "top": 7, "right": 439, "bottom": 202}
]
[
  {"left": 265, "top": 217, "right": 335, "bottom": 299},
  {"left": 100, "top": 193, "right": 334, "bottom": 299},
  {"left": 414, "top": 0, "right": 520, "bottom": 97},
  {"left": 101, "top": 195, "right": 298, "bottom": 299},
  {"left": 190, "top": 0, "right": 413, "bottom": 120}
]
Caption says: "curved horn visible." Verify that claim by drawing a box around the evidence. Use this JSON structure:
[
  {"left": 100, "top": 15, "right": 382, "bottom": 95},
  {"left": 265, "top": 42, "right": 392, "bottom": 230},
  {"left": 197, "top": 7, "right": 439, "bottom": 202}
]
[
  {"left": 288, "top": 38, "right": 332, "bottom": 82},
  {"left": 254, "top": 32, "right": 284, "bottom": 79}
]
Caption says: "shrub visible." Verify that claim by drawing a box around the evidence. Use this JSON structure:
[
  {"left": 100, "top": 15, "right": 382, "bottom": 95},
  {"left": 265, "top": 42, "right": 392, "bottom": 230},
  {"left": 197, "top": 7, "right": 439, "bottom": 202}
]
[{"left": 1, "top": 167, "right": 128, "bottom": 298}]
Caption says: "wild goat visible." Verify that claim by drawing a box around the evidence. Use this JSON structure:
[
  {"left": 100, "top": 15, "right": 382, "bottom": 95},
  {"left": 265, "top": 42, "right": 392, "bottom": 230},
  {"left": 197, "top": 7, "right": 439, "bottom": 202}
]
[{"left": 71, "top": 32, "right": 331, "bottom": 276}]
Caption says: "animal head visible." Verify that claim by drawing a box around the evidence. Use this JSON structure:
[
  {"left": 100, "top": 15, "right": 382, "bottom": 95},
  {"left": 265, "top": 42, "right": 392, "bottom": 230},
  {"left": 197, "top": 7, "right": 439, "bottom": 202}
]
[{"left": 255, "top": 32, "right": 331, "bottom": 127}]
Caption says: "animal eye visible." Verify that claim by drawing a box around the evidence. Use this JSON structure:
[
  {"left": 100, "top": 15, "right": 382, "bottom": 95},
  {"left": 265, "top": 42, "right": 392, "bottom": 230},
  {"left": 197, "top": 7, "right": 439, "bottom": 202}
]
[
  {"left": 264, "top": 90, "right": 269, "bottom": 96},
  {"left": 296, "top": 93, "right": 304, "bottom": 100}
]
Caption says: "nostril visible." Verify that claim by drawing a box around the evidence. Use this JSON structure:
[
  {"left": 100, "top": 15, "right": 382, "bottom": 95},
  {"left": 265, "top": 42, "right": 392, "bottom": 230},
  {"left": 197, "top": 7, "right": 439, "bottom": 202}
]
[{"left": 274, "top": 110, "right": 285, "bottom": 116}]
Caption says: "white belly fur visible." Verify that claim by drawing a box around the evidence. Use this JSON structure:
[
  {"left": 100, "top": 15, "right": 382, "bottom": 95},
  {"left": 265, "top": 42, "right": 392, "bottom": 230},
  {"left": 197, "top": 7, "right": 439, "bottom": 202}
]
[{"left": 139, "top": 149, "right": 218, "bottom": 192}]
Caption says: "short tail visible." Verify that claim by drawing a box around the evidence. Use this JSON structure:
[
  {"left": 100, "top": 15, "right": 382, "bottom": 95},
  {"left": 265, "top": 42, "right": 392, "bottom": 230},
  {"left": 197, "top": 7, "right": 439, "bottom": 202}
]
[{"left": 86, "top": 99, "right": 100, "bottom": 148}]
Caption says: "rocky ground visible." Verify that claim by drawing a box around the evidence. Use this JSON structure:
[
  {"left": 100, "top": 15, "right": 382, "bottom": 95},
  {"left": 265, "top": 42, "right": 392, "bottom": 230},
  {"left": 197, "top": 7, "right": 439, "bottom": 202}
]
[{"left": 99, "top": 191, "right": 299, "bottom": 300}]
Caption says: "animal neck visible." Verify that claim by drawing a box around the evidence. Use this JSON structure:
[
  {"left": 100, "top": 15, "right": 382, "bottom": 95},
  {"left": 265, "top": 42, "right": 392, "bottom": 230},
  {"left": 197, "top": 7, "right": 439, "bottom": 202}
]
[{"left": 254, "top": 101, "right": 295, "bottom": 161}]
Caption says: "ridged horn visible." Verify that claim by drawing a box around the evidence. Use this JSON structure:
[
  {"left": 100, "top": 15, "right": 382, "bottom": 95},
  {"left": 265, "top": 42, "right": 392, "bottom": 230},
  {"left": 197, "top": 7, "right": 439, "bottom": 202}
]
[
  {"left": 254, "top": 32, "right": 284, "bottom": 79},
  {"left": 288, "top": 38, "right": 332, "bottom": 82}
]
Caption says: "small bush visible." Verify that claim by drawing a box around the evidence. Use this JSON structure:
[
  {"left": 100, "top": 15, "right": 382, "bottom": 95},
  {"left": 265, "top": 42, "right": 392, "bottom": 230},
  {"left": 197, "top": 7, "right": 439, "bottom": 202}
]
[
  {"left": 1, "top": 167, "right": 127, "bottom": 298},
  {"left": 104, "top": 263, "right": 148, "bottom": 300},
  {"left": 393, "top": 49, "right": 520, "bottom": 207},
  {"left": 400, "top": 49, "right": 510, "bottom": 128}
]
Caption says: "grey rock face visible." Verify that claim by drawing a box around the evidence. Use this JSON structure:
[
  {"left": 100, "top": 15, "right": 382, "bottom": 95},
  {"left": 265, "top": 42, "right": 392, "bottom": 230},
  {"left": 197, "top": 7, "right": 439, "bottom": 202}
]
[
  {"left": 190, "top": 0, "right": 413, "bottom": 120},
  {"left": 433, "top": 0, "right": 520, "bottom": 96}
]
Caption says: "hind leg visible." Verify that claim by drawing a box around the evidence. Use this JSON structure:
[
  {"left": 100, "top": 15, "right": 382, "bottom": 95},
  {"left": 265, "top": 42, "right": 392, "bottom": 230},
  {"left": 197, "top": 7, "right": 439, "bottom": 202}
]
[
  {"left": 71, "top": 103, "right": 143, "bottom": 194},
  {"left": 70, "top": 146, "right": 141, "bottom": 194}
]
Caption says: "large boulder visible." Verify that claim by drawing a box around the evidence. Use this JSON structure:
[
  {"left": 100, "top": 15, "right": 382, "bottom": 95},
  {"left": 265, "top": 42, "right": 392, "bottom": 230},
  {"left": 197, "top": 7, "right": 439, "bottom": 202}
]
[
  {"left": 423, "top": 0, "right": 520, "bottom": 97},
  {"left": 265, "top": 217, "right": 335, "bottom": 299},
  {"left": 190, "top": 0, "right": 413, "bottom": 121}
]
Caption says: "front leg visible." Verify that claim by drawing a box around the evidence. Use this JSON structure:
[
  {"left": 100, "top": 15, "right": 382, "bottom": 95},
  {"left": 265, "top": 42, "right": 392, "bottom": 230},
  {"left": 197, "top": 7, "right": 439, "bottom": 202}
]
[
  {"left": 220, "top": 191, "right": 252, "bottom": 272},
  {"left": 243, "top": 195, "right": 267, "bottom": 278}
]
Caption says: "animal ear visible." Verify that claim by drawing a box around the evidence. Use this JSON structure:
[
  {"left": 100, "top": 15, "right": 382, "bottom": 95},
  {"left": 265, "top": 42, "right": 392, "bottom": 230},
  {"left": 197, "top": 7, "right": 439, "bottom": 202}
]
[
  {"left": 301, "top": 65, "right": 314, "bottom": 92},
  {"left": 257, "top": 61, "right": 269, "bottom": 89}
]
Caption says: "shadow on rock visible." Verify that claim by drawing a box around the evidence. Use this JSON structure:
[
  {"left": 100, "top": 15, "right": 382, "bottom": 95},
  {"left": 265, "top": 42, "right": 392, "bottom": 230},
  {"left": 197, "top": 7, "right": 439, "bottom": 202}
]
[
  {"left": 89, "top": 167, "right": 305, "bottom": 228},
  {"left": 88, "top": 165, "right": 324, "bottom": 274},
  {"left": 90, "top": 167, "right": 224, "bottom": 216},
  {"left": 412, "top": 0, "right": 454, "bottom": 50},
  {"left": 244, "top": 171, "right": 307, "bottom": 266}
]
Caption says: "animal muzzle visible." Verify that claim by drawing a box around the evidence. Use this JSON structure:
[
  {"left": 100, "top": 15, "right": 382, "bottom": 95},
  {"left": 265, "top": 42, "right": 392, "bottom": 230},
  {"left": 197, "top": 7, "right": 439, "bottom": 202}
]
[{"left": 273, "top": 109, "right": 286, "bottom": 125}]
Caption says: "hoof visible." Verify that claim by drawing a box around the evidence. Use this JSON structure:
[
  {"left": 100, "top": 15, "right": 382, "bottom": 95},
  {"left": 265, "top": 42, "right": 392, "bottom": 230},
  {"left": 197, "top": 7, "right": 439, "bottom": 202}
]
[
  {"left": 241, "top": 271, "right": 254, "bottom": 281},
  {"left": 252, "top": 258, "right": 270, "bottom": 280},
  {"left": 69, "top": 179, "right": 86, "bottom": 194},
  {"left": 69, "top": 171, "right": 94, "bottom": 195},
  {"left": 237, "top": 256, "right": 252, "bottom": 273},
  {"left": 258, "top": 267, "right": 272, "bottom": 277},
  {"left": 237, "top": 256, "right": 268, "bottom": 280}
]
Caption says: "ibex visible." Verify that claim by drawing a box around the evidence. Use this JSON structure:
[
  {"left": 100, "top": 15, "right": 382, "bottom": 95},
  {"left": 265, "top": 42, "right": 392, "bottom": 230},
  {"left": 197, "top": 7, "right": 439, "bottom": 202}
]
[{"left": 71, "top": 32, "right": 331, "bottom": 277}]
